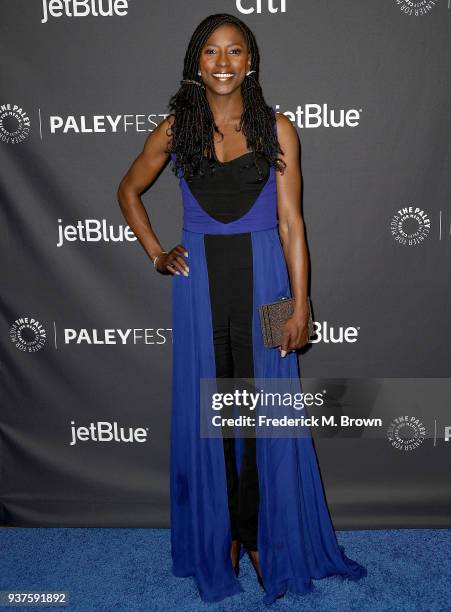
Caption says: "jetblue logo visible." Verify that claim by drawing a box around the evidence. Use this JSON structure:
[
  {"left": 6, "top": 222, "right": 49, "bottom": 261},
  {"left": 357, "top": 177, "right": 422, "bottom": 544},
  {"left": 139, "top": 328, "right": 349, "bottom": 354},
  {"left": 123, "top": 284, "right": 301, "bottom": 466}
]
[
  {"left": 57, "top": 218, "right": 137, "bottom": 247},
  {"left": 70, "top": 420, "right": 149, "bottom": 446},
  {"left": 41, "top": 0, "right": 130, "bottom": 24},
  {"left": 310, "top": 322, "right": 360, "bottom": 344},
  {"left": 277, "top": 104, "right": 362, "bottom": 129}
]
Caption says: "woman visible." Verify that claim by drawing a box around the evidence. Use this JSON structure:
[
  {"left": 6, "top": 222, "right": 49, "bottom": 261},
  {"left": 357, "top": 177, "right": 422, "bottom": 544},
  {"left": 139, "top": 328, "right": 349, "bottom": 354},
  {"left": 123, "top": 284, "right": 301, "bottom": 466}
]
[{"left": 117, "top": 13, "right": 367, "bottom": 605}]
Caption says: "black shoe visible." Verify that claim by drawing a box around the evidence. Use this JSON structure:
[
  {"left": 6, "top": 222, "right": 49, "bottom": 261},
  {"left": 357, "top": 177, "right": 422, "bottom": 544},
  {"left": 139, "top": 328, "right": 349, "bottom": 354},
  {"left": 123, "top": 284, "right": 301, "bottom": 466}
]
[
  {"left": 246, "top": 549, "right": 266, "bottom": 591},
  {"left": 231, "top": 540, "right": 241, "bottom": 577},
  {"left": 246, "top": 549, "right": 285, "bottom": 599},
  {"left": 233, "top": 560, "right": 240, "bottom": 577}
]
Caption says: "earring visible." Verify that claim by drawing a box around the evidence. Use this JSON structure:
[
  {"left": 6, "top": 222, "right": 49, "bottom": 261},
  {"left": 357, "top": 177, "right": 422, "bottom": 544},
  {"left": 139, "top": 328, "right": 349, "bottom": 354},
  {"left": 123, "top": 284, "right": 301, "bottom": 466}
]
[
  {"left": 198, "top": 70, "right": 201, "bottom": 76},
  {"left": 246, "top": 69, "right": 255, "bottom": 76}
]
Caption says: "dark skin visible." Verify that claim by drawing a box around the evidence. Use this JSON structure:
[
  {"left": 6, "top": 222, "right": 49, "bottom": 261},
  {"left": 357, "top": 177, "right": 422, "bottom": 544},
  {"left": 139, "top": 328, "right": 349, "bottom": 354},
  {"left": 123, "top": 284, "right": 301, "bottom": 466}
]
[{"left": 117, "top": 23, "right": 309, "bottom": 583}]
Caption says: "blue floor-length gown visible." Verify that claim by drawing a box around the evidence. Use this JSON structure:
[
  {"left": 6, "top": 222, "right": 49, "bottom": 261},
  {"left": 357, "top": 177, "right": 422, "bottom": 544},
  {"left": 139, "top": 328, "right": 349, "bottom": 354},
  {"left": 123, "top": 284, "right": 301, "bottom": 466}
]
[{"left": 169, "top": 110, "right": 367, "bottom": 605}]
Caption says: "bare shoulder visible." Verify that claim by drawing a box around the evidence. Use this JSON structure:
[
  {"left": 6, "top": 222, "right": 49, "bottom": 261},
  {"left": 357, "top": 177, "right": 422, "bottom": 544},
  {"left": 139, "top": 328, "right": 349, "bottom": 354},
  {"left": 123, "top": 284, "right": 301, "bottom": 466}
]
[
  {"left": 142, "top": 113, "right": 175, "bottom": 157},
  {"left": 164, "top": 113, "right": 176, "bottom": 129},
  {"left": 275, "top": 112, "right": 297, "bottom": 139},
  {"left": 274, "top": 112, "right": 299, "bottom": 157},
  {"left": 152, "top": 113, "right": 176, "bottom": 140},
  {"left": 274, "top": 111, "right": 293, "bottom": 129}
]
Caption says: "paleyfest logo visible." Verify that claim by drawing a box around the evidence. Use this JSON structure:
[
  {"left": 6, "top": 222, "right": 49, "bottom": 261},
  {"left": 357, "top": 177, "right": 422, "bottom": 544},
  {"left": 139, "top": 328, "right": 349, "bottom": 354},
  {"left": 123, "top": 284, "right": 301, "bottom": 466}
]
[
  {"left": 390, "top": 205, "right": 431, "bottom": 245},
  {"left": 393, "top": 0, "right": 439, "bottom": 16},
  {"left": 387, "top": 416, "right": 426, "bottom": 450},
  {"left": 0, "top": 104, "right": 31, "bottom": 144},
  {"left": 10, "top": 317, "right": 47, "bottom": 352}
]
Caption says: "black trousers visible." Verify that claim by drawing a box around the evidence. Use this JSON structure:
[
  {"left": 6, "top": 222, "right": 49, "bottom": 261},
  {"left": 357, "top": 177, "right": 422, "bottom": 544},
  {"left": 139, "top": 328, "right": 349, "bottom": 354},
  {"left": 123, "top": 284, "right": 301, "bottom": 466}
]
[{"left": 204, "top": 233, "right": 260, "bottom": 551}]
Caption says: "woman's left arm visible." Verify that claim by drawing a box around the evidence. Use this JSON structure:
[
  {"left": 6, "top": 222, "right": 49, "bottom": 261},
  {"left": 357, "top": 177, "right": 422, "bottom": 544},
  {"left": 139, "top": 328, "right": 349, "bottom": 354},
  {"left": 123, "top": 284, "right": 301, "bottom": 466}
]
[{"left": 274, "top": 112, "right": 310, "bottom": 356}]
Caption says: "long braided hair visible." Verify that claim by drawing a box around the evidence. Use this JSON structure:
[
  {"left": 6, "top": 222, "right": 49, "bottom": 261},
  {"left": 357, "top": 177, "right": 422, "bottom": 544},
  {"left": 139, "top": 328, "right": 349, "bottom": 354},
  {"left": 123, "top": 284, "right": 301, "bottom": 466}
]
[{"left": 167, "top": 13, "right": 286, "bottom": 181}]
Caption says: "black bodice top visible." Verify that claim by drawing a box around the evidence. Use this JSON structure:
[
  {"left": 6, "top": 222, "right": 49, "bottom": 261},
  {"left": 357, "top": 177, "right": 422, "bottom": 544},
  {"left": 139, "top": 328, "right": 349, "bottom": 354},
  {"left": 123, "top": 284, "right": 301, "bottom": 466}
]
[{"left": 185, "top": 152, "right": 271, "bottom": 224}]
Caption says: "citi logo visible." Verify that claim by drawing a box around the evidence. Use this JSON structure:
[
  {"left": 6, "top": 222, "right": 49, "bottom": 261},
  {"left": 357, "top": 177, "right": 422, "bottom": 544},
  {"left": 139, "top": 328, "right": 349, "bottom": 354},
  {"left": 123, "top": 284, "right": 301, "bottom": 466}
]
[
  {"left": 236, "top": 0, "right": 286, "bottom": 14},
  {"left": 276, "top": 104, "right": 362, "bottom": 129},
  {"left": 41, "top": 0, "right": 130, "bottom": 24},
  {"left": 57, "top": 218, "right": 136, "bottom": 246},
  {"left": 70, "top": 420, "right": 148, "bottom": 446},
  {"left": 310, "top": 322, "right": 360, "bottom": 344}
]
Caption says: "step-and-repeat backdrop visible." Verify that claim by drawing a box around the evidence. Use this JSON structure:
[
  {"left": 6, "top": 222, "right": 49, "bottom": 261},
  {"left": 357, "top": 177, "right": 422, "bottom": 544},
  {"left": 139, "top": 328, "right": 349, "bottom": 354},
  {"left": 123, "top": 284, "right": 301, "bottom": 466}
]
[{"left": 1, "top": 1, "right": 450, "bottom": 527}]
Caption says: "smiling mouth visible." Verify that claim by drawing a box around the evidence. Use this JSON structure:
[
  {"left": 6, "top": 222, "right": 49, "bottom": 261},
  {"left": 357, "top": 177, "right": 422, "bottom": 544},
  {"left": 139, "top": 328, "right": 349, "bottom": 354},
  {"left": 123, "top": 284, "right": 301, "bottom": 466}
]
[{"left": 212, "top": 73, "right": 235, "bottom": 81}]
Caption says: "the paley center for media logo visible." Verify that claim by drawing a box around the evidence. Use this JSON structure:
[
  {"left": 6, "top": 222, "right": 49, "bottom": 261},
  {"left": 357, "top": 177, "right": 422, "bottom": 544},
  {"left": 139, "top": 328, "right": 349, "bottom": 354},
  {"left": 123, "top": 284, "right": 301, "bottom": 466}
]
[
  {"left": 393, "top": 0, "right": 439, "bottom": 17},
  {"left": 10, "top": 317, "right": 47, "bottom": 352},
  {"left": 387, "top": 416, "right": 426, "bottom": 451},
  {"left": 0, "top": 104, "right": 31, "bottom": 144},
  {"left": 390, "top": 205, "right": 431, "bottom": 245}
]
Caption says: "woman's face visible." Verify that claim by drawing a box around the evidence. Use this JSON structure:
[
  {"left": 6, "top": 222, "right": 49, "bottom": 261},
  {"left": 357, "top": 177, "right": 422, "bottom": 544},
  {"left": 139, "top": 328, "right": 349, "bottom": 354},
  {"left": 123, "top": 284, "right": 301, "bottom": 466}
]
[{"left": 198, "top": 24, "right": 251, "bottom": 96}]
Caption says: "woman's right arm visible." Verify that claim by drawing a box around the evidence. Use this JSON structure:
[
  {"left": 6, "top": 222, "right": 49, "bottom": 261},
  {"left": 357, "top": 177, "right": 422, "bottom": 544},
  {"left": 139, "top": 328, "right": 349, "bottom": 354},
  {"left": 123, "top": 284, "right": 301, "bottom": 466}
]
[{"left": 116, "top": 114, "right": 189, "bottom": 276}]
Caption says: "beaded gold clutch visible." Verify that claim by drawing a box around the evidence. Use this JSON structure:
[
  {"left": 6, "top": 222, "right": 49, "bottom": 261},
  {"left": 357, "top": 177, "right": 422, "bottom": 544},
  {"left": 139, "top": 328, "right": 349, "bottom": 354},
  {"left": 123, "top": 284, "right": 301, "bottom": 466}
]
[{"left": 258, "top": 296, "right": 314, "bottom": 348}]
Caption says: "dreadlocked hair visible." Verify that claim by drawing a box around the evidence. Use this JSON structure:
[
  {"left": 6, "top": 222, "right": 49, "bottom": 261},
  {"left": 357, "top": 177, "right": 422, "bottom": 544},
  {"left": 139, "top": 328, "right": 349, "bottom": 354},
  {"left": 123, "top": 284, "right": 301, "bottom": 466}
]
[{"left": 166, "top": 13, "right": 286, "bottom": 182}]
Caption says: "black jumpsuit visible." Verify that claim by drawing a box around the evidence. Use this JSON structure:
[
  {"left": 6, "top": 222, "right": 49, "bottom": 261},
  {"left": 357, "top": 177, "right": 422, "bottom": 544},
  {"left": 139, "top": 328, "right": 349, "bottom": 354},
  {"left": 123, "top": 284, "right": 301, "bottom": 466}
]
[{"left": 186, "top": 152, "right": 271, "bottom": 552}]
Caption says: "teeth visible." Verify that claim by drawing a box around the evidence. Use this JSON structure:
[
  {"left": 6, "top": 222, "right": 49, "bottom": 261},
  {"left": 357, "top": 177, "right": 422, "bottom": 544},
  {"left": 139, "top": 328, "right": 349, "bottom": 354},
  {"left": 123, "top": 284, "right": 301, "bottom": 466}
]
[{"left": 213, "top": 73, "right": 234, "bottom": 78}]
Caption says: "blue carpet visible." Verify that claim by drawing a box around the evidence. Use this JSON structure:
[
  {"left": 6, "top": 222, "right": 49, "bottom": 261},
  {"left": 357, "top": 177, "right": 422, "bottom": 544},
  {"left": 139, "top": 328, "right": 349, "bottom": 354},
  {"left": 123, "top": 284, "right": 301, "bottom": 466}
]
[{"left": 0, "top": 528, "right": 449, "bottom": 611}]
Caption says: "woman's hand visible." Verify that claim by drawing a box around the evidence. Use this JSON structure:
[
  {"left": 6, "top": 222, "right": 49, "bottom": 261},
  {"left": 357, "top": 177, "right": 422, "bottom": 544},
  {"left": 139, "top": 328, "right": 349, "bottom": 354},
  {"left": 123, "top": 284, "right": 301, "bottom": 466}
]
[
  {"left": 155, "top": 244, "right": 189, "bottom": 276},
  {"left": 278, "top": 302, "right": 311, "bottom": 357}
]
